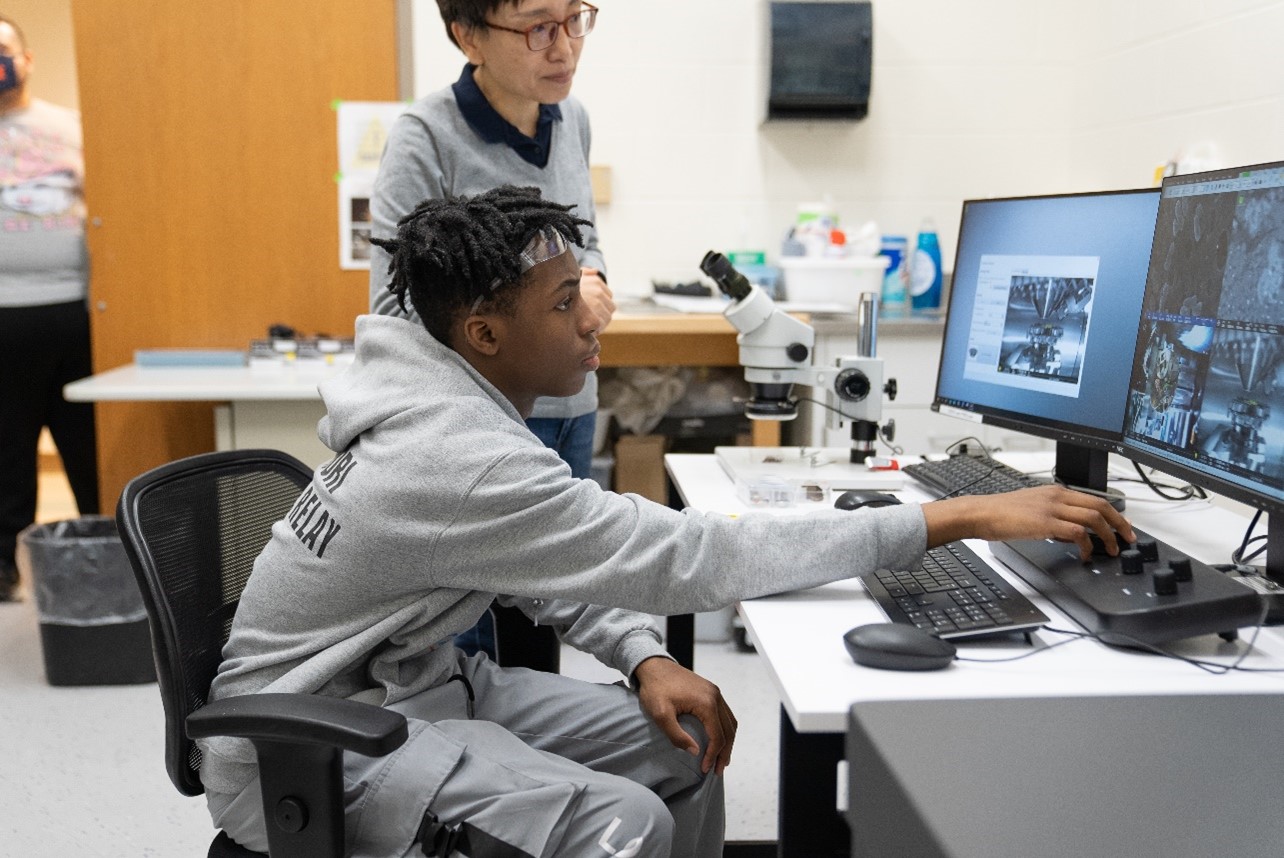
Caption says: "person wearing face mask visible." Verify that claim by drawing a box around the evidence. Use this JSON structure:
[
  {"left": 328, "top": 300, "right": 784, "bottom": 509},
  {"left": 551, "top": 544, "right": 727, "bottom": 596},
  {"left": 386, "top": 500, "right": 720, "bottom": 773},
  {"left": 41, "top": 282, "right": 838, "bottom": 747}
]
[
  {"left": 370, "top": 0, "right": 611, "bottom": 667},
  {"left": 0, "top": 14, "right": 99, "bottom": 602}
]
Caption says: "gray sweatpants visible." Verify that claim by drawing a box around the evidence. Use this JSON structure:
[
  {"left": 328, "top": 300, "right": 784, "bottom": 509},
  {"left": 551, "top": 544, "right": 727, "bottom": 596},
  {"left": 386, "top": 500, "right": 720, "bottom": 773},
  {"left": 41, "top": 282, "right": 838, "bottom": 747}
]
[{"left": 207, "top": 652, "right": 724, "bottom": 857}]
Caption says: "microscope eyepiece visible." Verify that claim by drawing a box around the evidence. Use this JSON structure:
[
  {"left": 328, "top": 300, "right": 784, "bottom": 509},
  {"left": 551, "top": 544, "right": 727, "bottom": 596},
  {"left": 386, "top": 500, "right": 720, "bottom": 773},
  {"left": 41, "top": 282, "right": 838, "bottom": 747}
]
[{"left": 700, "top": 251, "right": 753, "bottom": 302}]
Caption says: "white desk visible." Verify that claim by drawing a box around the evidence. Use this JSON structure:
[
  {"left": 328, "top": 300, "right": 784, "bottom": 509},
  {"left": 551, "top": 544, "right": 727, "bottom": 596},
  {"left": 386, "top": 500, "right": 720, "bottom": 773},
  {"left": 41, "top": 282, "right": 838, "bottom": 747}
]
[
  {"left": 64, "top": 363, "right": 345, "bottom": 466},
  {"left": 664, "top": 451, "right": 1284, "bottom": 857}
]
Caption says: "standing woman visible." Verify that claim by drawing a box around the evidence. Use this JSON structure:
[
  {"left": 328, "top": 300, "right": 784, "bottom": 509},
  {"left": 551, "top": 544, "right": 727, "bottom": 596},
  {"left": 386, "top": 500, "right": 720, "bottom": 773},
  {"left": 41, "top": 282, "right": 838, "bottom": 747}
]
[
  {"left": 369, "top": 1, "right": 612, "bottom": 664},
  {"left": 0, "top": 14, "right": 99, "bottom": 601}
]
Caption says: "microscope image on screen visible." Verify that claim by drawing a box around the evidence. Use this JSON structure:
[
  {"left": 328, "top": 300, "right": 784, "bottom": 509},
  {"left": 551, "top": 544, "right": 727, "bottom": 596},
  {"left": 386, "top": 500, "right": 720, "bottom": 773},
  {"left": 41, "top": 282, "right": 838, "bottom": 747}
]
[
  {"left": 1145, "top": 194, "right": 1238, "bottom": 318},
  {"left": 1194, "top": 329, "right": 1284, "bottom": 480},
  {"left": 997, "top": 275, "right": 1094, "bottom": 383},
  {"left": 1213, "top": 186, "right": 1284, "bottom": 322},
  {"left": 1125, "top": 319, "right": 1213, "bottom": 448}
]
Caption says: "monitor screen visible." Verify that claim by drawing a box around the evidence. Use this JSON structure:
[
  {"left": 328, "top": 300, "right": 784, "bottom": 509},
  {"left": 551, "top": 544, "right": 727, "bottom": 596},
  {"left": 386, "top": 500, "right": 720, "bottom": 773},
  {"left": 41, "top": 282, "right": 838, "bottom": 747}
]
[
  {"left": 932, "top": 189, "right": 1162, "bottom": 455},
  {"left": 1123, "top": 160, "right": 1284, "bottom": 515}
]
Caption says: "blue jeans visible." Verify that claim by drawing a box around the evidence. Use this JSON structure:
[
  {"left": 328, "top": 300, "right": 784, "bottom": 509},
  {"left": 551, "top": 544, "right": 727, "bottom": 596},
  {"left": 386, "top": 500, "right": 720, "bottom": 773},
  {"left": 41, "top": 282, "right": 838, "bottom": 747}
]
[
  {"left": 454, "top": 411, "right": 599, "bottom": 658},
  {"left": 524, "top": 412, "right": 597, "bottom": 479}
]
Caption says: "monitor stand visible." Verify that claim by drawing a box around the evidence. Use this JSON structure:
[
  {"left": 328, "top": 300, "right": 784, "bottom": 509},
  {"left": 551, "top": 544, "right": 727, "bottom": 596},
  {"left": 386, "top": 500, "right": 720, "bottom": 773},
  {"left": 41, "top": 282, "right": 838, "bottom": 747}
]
[{"left": 1054, "top": 443, "right": 1126, "bottom": 512}]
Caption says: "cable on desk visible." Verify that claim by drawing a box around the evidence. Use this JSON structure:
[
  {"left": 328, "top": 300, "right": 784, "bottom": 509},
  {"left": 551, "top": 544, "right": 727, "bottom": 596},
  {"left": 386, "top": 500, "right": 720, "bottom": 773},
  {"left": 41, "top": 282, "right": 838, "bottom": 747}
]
[
  {"left": 960, "top": 598, "right": 1284, "bottom": 675},
  {"left": 952, "top": 633, "right": 1089, "bottom": 664},
  {"left": 1109, "top": 462, "right": 1209, "bottom": 501},
  {"left": 1230, "top": 509, "right": 1268, "bottom": 566}
]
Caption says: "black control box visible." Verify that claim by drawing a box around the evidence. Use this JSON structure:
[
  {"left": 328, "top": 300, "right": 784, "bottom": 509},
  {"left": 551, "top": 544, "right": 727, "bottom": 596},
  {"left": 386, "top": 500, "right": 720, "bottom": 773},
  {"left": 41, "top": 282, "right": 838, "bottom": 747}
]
[{"left": 990, "top": 528, "right": 1263, "bottom": 645}]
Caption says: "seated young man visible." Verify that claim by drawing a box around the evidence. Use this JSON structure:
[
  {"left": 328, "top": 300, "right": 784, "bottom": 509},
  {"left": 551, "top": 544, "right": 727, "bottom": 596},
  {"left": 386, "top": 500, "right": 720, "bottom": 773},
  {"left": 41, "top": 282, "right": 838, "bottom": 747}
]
[{"left": 200, "top": 186, "right": 1133, "bottom": 858}]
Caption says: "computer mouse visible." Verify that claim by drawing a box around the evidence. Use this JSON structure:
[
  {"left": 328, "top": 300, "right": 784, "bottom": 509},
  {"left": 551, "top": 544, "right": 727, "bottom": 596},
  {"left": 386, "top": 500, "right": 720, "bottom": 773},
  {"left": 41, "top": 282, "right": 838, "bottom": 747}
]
[
  {"left": 834, "top": 490, "right": 902, "bottom": 511},
  {"left": 842, "top": 623, "right": 957, "bottom": 671}
]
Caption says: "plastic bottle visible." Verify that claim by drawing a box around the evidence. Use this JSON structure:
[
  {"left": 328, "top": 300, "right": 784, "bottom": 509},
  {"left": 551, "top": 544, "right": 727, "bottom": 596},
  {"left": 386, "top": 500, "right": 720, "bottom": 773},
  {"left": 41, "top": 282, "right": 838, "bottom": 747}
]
[
  {"left": 878, "top": 235, "right": 909, "bottom": 314},
  {"left": 910, "top": 218, "right": 943, "bottom": 311}
]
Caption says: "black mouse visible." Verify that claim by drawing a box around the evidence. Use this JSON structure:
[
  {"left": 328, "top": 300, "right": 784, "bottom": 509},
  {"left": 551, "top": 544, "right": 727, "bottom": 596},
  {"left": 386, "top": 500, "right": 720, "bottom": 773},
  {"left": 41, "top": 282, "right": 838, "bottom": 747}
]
[
  {"left": 834, "top": 490, "right": 902, "bottom": 511},
  {"left": 843, "top": 623, "right": 957, "bottom": 671}
]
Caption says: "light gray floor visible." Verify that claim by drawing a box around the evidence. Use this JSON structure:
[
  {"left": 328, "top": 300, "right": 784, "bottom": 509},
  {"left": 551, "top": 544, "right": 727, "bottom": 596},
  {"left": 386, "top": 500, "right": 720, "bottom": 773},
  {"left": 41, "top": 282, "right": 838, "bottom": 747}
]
[{"left": 0, "top": 473, "right": 779, "bottom": 855}]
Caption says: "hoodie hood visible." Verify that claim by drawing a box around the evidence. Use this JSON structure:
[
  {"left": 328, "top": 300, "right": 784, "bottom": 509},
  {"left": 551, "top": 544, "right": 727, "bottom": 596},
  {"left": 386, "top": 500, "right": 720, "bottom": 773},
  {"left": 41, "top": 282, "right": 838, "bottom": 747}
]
[{"left": 318, "top": 314, "right": 523, "bottom": 453}]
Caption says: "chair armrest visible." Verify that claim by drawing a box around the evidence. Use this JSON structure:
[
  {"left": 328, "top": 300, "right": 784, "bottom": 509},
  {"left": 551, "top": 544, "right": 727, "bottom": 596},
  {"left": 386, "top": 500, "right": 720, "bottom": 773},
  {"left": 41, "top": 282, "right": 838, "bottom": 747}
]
[{"left": 187, "top": 692, "right": 408, "bottom": 758}]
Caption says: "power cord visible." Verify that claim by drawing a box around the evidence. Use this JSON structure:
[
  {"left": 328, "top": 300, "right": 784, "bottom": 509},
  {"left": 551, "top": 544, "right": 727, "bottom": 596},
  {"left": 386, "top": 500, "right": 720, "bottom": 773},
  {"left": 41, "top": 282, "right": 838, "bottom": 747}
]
[
  {"left": 955, "top": 598, "right": 1282, "bottom": 675},
  {"left": 1109, "top": 462, "right": 1209, "bottom": 501}
]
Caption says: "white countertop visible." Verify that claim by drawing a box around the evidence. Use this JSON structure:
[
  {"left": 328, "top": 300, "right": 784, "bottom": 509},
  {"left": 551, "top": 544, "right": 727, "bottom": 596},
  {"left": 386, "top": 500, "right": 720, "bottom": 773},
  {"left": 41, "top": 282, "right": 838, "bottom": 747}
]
[{"left": 63, "top": 362, "right": 347, "bottom": 402}]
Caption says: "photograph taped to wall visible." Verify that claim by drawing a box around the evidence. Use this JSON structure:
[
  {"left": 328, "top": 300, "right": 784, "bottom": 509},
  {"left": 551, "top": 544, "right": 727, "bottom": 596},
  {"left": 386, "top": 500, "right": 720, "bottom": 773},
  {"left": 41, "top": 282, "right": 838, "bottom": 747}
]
[
  {"left": 336, "top": 101, "right": 410, "bottom": 269},
  {"left": 962, "top": 254, "right": 1100, "bottom": 398}
]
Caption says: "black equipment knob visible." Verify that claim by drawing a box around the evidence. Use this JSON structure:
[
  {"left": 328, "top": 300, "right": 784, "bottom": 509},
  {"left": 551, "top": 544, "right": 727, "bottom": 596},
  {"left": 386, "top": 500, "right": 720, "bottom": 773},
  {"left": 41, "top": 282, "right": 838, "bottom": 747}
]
[
  {"left": 1119, "top": 548, "right": 1144, "bottom": 575},
  {"left": 1152, "top": 566, "right": 1178, "bottom": 596},
  {"left": 1136, "top": 539, "right": 1159, "bottom": 562},
  {"left": 885, "top": 378, "right": 898, "bottom": 400},
  {"left": 786, "top": 342, "right": 810, "bottom": 363},
  {"left": 1169, "top": 556, "right": 1193, "bottom": 582}
]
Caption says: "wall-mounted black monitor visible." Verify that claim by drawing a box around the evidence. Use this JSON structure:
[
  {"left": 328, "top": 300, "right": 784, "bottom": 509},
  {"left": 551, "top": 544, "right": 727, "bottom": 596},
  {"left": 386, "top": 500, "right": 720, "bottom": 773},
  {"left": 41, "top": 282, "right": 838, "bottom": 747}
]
[
  {"left": 1122, "top": 160, "right": 1284, "bottom": 583},
  {"left": 931, "top": 188, "right": 1162, "bottom": 496}
]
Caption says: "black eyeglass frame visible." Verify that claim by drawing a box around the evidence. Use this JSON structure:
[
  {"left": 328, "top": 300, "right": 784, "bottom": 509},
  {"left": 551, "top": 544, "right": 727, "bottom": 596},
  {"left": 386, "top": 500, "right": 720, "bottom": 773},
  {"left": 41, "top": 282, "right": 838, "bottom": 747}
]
[{"left": 483, "top": 2, "right": 598, "bottom": 52}]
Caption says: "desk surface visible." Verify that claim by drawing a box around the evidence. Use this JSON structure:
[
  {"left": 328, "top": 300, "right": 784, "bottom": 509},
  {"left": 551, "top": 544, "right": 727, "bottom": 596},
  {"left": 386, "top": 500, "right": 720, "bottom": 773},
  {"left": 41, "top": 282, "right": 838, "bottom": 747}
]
[
  {"left": 665, "top": 452, "right": 1284, "bottom": 733},
  {"left": 63, "top": 362, "right": 347, "bottom": 402},
  {"left": 63, "top": 312, "right": 755, "bottom": 402}
]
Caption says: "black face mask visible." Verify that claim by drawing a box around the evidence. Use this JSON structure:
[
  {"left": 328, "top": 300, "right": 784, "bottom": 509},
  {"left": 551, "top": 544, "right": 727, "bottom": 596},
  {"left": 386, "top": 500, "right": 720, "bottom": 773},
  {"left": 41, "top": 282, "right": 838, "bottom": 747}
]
[{"left": 0, "top": 54, "right": 21, "bottom": 94}]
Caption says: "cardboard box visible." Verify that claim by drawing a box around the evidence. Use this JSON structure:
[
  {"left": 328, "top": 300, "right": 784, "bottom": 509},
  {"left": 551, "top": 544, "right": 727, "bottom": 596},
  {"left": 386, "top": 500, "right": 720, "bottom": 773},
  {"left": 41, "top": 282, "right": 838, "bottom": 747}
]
[{"left": 613, "top": 434, "right": 669, "bottom": 503}]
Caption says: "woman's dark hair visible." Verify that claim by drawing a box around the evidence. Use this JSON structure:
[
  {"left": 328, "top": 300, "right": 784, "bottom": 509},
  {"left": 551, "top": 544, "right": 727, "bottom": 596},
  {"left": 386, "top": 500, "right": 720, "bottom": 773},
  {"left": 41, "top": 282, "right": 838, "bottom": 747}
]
[
  {"left": 371, "top": 185, "right": 587, "bottom": 344},
  {"left": 436, "top": 0, "right": 512, "bottom": 49}
]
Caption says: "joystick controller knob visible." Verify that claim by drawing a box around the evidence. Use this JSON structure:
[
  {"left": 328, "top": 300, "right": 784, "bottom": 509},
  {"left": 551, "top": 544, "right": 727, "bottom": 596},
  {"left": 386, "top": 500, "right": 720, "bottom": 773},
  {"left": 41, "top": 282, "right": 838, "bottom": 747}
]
[
  {"left": 1120, "top": 548, "right": 1144, "bottom": 575},
  {"left": 1153, "top": 566, "right": 1178, "bottom": 596},
  {"left": 1136, "top": 539, "right": 1159, "bottom": 562},
  {"left": 1168, "top": 556, "right": 1193, "bottom": 582}
]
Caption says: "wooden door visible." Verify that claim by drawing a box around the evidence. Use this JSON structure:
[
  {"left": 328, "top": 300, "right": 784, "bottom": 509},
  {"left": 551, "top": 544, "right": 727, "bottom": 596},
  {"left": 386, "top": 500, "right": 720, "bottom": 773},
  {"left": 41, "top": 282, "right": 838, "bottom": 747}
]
[{"left": 71, "top": 0, "right": 398, "bottom": 508}]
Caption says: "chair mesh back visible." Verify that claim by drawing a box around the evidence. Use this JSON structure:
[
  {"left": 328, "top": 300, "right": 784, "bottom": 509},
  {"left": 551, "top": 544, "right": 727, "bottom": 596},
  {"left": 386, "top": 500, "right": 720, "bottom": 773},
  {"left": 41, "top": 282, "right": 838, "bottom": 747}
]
[{"left": 117, "top": 450, "right": 312, "bottom": 797}]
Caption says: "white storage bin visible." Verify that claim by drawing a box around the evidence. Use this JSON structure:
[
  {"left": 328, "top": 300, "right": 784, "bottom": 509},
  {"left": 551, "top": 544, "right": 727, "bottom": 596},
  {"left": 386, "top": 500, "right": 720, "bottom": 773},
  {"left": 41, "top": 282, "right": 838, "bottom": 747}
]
[{"left": 780, "top": 256, "right": 888, "bottom": 308}]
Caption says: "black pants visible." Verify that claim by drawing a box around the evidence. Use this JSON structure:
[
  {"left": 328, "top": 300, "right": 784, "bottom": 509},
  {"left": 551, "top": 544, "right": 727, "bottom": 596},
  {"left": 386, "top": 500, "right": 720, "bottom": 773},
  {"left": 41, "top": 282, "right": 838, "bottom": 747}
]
[{"left": 0, "top": 300, "right": 100, "bottom": 568}]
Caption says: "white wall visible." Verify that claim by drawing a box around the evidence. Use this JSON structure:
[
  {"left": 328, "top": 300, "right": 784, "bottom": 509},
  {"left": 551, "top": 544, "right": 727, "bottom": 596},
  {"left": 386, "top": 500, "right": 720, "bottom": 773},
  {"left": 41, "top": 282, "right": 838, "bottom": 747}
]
[{"left": 410, "top": 0, "right": 1284, "bottom": 296}]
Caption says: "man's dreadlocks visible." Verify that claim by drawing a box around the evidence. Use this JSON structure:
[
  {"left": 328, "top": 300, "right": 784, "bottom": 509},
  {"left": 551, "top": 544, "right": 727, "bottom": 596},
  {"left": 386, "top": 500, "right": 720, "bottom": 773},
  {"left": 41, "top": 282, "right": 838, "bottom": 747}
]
[{"left": 371, "top": 185, "right": 589, "bottom": 345}]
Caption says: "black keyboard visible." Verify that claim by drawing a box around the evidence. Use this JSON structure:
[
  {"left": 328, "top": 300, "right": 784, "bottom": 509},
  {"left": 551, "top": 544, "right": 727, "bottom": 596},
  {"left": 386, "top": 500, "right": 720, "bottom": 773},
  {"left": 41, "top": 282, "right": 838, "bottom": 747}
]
[
  {"left": 903, "top": 454, "right": 1047, "bottom": 498},
  {"left": 861, "top": 541, "right": 1050, "bottom": 639}
]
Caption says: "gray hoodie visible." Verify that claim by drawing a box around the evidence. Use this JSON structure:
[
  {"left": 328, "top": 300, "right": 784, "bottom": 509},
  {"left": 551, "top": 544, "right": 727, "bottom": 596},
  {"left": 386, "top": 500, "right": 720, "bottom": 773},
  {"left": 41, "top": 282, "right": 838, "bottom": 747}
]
[{"left": 201, "top": 314, "right": 928, "bottom": 793}]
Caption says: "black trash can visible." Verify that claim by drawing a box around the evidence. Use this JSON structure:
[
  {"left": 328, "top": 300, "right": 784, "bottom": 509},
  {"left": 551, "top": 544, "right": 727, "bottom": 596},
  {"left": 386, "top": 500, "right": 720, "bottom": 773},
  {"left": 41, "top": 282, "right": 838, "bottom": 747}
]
[{"left": 16, "top": 515, "right": 156, "bottom": 686}]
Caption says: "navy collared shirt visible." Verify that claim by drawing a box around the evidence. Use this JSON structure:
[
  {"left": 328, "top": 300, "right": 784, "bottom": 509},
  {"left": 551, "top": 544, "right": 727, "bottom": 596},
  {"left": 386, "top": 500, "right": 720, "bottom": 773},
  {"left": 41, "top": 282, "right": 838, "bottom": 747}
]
[{"left": 452, "top": 64, "right": 562, "bottom": 169}]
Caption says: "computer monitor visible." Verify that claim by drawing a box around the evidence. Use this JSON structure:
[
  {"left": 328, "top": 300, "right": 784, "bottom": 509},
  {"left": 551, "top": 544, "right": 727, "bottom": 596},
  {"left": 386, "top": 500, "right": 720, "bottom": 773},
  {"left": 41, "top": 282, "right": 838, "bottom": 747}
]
[
  {"left": 1123, "top": 160, "right": 1284, "bottom": 583},
  {"left": 930, "top": 188, "right": 1162, "bottom": 496}
]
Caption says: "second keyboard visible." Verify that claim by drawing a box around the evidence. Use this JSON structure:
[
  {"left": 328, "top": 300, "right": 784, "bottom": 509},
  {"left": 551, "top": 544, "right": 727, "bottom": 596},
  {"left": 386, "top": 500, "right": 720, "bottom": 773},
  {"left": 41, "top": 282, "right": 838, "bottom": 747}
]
[
  {"left": 861, "top": 540, "right": 1050, "bottom": 639},
  {"left": 903, "top": 454, "right": 1047, "bottom": 498}
]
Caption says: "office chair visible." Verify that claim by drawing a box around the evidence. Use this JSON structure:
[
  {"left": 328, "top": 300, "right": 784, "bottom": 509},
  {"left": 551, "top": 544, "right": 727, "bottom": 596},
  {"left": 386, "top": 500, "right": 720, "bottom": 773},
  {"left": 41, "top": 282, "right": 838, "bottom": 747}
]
[{"left": 116, "top": 449, "right": 408, "bottom": 858}]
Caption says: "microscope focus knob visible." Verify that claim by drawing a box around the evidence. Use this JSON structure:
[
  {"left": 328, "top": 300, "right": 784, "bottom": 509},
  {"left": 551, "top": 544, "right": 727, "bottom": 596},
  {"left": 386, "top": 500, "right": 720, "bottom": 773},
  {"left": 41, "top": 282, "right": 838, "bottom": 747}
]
[
  {"left": 835, "top": 368, "right": 871, "bottom": 402},
  {"left": 786, "top": 342, "right": 810, "bottom": 363},
  {"left": 1169, "top": 557, "right": 1193, "bottom": 582},
  {"left": 885, "top": 378, "right": 898, "bottom": 400},
  {"left": 1119, "top": 549, "right": 1144, "bottom": 575},
  {"left": 1152, "top": 566, "right": 1178, "bottom": 596}
]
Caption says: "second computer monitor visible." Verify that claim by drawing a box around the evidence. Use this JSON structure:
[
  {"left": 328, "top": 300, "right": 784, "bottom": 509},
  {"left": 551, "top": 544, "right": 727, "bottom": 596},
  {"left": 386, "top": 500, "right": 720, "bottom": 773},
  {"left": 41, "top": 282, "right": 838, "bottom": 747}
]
[
  {"left": 932, "top": 188, "right": 1161, "bottom": 489},
  {"left": 1123, "top": 161, "right": 1284, "bottom": 516}
]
